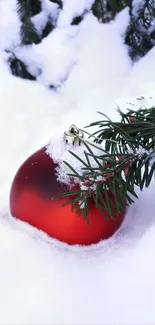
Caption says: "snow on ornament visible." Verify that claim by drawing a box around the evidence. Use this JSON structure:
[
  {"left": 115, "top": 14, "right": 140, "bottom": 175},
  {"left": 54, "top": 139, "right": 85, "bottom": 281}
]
[{"left": 9, "top": 125, "right": 125, "bottom": 246}]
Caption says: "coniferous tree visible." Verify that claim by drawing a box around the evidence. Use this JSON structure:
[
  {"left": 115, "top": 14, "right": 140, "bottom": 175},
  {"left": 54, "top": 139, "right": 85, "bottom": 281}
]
[
  {"left": 125, "top": 0, "right": 155, "bottom": 60},
  {"left": 91, "top": 0, "right": 155, "bottom": 61},
  {"left": 92, "top": 0, "right": 131, "bottom": 23},
  {"left": 8, "top": 0, "right": 155, "bottom": 82},
  {"left": 17, "top": 0, "right": 41, "bottom": 45}
]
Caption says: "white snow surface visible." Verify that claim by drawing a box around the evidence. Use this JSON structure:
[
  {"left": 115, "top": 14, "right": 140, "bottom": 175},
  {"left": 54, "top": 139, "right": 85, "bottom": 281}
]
[
  {"left": 1, "top": 0, "right": 155, "bottom": 324},
  {"left": 46, "top": 133, "right": 104, "bottom": 186}
]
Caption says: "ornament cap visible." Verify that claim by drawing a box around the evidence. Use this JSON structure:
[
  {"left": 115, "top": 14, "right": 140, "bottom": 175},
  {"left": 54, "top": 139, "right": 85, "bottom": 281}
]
[{"left": 64, "top": 124, "right": 84, "bottom": 145}]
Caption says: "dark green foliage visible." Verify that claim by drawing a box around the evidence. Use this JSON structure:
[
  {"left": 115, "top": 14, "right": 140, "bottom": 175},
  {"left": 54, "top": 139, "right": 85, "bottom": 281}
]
[
  {"left": 29, "top": 0, "right": 42, "bottom": 16},
  {"left": 9, "top": 55, "right": 36, "bottom": 80},
  {"left": 49, "top": 84, "right": 57, "bottom": 90},
  {"left": 125, "top": 0, "right": 155, "bottom": 60},
  {"left": 71, "top": 16, "right": 84, "bottom": 25},
  {"left": 11, "top": 0, "right": 155, "bottom": 84},
  {"left": 91, "top": 0, "right": 155, "bottom": 61},
  {"left": 58, "top": 105, "right": 155, "bottom": 221},
  {"left": 42, "top": 20, "right": 54, "bottom": 38},
  {"left": 92, "top": 0, "right": 110, "bottom": 23},
  {"left": 91, "top": 0, "right": 155, "bottom": 60},
  {"left": 92, "top": 0, "right": 131, "bottom": 23},
  {"left": 17, "top": 0, "right": 41, "bottom": 45},
  {"left": 49, "top": 0, "right": 63, "bottom": 9}
]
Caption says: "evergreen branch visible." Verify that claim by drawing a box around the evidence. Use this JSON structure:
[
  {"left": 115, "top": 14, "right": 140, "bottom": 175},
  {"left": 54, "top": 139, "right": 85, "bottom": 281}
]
[
  {"left": 79, "top": 128, "right": 119, "bottom": 145},
  {"left": 17, "top": 0, "right": 41, "bottom": 45},
  {"left": 57, "top": 106, "right": 155, "bottom": 221}
]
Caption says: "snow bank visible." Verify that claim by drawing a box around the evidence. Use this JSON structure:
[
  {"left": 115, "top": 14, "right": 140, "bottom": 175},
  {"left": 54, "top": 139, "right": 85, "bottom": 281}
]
[{"left": 0, "top": 0, "right": 20, "bottom": 50}]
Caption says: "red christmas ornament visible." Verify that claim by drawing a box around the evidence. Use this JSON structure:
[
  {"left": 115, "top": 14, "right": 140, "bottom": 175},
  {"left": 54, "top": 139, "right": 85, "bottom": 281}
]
[{"left": 10, "top": 127, "right": 125, "bottom": 246}]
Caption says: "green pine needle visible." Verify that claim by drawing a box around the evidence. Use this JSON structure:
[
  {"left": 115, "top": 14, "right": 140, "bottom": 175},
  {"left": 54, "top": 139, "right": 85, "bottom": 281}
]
[
  {"left": 17, "top": 0, "right": 41, "bottom": 45},
  {"left": 54, "top": 106, "right": 155, "bottom": 222}
]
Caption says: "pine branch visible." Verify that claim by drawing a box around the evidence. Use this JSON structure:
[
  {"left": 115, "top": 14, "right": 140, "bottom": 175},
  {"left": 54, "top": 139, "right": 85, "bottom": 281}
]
[
  {"left": 57, "top": 106, "right": 155, "bottom": 221},
  {"left": 17, "top": 0, "right": 41, "bottom": 45}
]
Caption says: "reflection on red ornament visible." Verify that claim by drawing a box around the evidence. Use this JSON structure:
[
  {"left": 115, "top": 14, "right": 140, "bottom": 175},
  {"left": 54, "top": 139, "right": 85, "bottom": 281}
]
[{"left": 10, "top": 147, "right": 125, "bottom": 246}]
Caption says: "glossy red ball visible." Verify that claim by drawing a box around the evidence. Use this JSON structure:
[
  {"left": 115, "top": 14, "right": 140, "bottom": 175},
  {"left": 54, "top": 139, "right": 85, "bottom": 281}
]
[{"left": 10, "top": 147, "right": 125, "bottom": 245}]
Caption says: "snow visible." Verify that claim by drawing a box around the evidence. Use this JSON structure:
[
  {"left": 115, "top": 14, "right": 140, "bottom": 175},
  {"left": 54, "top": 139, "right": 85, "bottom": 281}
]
[
  {"left": 1, "top": 0, "right": 155, "bottom": 324},
  {"left": 132, "top": 0, "right": 145, "bottom": 15},
  {"left": 57, "top": 0, "right": 94, "bottom": 27},
  {"left": 32, "top": 1, "right": 59, "bottom": 35},
  {"left": 46, "top": 132, "right": 104, "bottom": 186},
  {"left": 0, "top": 0, "right": 20, "bottom": 50},
  {"left": 14, "top": 25, "right": 78, "bottom": 86},
  {"left": 41, "top": 0, "right": 59, "bottom": 20}
]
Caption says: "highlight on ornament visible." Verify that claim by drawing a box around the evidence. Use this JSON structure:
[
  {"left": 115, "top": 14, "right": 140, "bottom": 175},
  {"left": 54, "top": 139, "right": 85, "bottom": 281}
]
[{"left": 9, "top": 102, "right": 155, "bottom": 246}]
